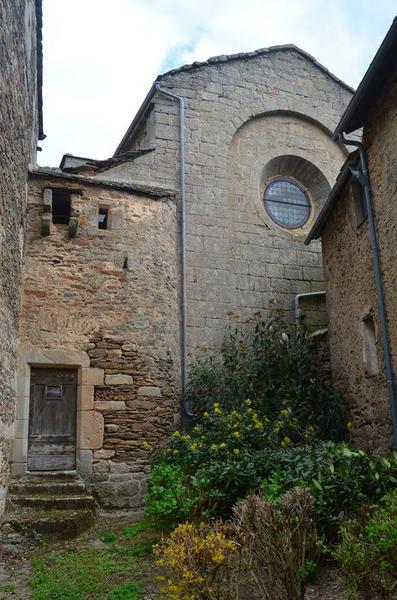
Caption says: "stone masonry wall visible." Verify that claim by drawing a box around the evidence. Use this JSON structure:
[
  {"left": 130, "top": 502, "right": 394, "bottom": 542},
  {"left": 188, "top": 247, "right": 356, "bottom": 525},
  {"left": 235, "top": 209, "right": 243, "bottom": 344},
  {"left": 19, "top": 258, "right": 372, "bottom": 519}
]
[
  {"left": 322, "top": 181, "right": 390, "bottom": 452},
  {"left": 16, "top": 175, "right": 180, "bottom": 507},
  {"left": 102, "top": 48, "right": 352, "bottom": 355},
  {"left": 0, "top": 0, "right": 39, "bottom": 514},
  {"left": 321, "top": 71, "right": 397, "bottom": 453}
]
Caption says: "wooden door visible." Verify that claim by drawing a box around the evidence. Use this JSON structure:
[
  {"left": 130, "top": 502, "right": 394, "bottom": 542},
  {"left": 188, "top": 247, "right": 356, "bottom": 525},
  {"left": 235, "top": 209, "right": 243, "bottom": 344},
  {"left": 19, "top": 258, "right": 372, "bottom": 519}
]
[{"left": 28, "top": 368, "right": 77, "bottom": 471}]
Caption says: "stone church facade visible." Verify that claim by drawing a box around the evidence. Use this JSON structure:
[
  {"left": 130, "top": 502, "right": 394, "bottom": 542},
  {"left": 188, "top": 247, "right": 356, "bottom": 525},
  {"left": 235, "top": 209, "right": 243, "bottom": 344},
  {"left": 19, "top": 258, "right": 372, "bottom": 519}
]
[
  {"left": 100, "top": 46, "right": 353, "bottom": 356},
  {"left": 2, "top": 20, "right": 356, "bottom": 514}
]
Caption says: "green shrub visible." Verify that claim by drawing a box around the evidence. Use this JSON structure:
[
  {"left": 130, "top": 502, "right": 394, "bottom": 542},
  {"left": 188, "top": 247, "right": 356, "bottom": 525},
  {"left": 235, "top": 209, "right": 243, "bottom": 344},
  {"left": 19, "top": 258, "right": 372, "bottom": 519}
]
[
  {"left": 146, "top": 404, "right": 315, "bottom": 525},
  {"left": 164, "top": 402, "right": 312, "bottom": 471},
  {"left": 145, "top": 462, "right": 199, "bottom": 529},
  {"left": 334, "top": 490, "right": 397, "bottom": 598},
  {"left": 186, "top": 316, "right": 347, "bottom": 441},
  {"left": 261, "top": 443, "right": 397, "bottom": 539}
]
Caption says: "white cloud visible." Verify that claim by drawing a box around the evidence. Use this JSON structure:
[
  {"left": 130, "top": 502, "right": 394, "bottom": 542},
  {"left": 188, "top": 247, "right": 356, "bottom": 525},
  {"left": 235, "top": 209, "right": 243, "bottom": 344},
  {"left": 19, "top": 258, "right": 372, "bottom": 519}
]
[{"left": 39, "top": 0, "right": 396, "bottom": 166}]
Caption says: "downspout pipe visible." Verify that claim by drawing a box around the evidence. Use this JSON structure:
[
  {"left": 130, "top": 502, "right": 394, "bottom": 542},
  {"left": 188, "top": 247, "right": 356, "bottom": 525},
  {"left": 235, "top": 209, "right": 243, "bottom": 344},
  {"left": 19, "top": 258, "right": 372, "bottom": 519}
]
[
  {"left": 338, "top": 133, "right": 397, "bottom": 448},
  {"left": 294, "top": 291, "right": 325, "bottom": 323},
  {"left": 155, "top": 83, "right": 189, "bottom": 413}
]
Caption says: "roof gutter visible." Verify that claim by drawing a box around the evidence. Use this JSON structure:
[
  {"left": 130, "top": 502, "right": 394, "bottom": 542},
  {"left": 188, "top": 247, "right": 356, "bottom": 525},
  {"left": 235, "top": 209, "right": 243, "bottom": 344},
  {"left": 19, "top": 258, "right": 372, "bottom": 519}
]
[{"left": 338, "top": 134, "right": 397, "bottom": 448}]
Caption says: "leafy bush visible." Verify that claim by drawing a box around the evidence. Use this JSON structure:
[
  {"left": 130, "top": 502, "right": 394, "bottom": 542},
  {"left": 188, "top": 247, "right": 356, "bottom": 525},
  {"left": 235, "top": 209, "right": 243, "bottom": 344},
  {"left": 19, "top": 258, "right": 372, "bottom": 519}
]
[
  {"left": 165, "top": 402, "right": 312, "bottom": 471},
  {"left": 145, "top": 462, "right": 199, "bottom": 529},
  {"left": 154, "top": 489, "right": 316, "bottom": 600},
  {"left": 154, "top": 521, "right": 241, "bottom": 600},
  {"left": 146, "top": 404, "right": 315, "bottom": 526},
  {"left": 186, "top": 316, "right": 347, "bottom": 441},
  {"left": 334, "top": 490, "right": 397, "bottom": 599},
  {"left": 261, "top": 443, "right": 397, "bottom": 539}
]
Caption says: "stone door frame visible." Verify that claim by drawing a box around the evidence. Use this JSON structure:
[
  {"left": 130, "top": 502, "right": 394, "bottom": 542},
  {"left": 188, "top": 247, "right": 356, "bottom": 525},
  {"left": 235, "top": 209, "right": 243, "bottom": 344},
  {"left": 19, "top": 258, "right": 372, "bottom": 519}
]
[{"left": 12, "top": 349, "right": 104, "bottom": 478}]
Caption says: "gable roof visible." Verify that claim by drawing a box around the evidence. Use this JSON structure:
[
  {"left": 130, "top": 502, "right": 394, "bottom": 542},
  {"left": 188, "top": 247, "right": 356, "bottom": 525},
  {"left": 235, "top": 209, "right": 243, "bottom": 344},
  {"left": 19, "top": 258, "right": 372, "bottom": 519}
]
[
  {"left": 335, "top": 17, "right": 397, "bottom": 136},
  {"left": 115, "top": 44, "right": 353, "bottom": 156},
  {"left": 30, "top": 166, "right": 176, "bottom": 199},
  {"left": 59, "top": 148, "right": 154, "bottom": 174},
  {"left": 160, "top": 44, "right": 353, "bottom": 88}
]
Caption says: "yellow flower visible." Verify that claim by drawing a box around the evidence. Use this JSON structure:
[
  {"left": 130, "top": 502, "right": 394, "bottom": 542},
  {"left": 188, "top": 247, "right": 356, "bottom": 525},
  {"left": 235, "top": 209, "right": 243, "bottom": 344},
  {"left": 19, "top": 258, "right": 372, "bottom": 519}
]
[
  {"left": 214, "top": 407, "right": 222, "bottom": 414},
  {"left": 233, "top": 448, "right": 240, "bottom": 456},
  {"left": 213, "top": 402, "right": 220, "bottom": 408},
  {"left": 282, "top": 435, "right": 291, "bottom": 447},
  {"left": 190, "top": 443, "right": 198, "bottom": 451},
  {"left": 245, "top": 399, "right": 252, "bottom": 406},
  {"left": 281, "top": 409, "right": 289, "bottom": 417},
  {"left": 347, "top": 421, "right": 353, "bottom": 430},
  {"left": 182, "top": 434, "right": 191, "bottom": 441},
  {"left": 211, "top": 444, "right": 218, "bottom": 451},
  {"left": 173, "top": 449, "right": 179, "bottom": 455},
  {"left": 219, "top": 442, "right": 226, "bottom": 449},
  {"left": 233, "top": 431, "right": 240, "bottom": 438},
  {"left": 203, "top": 411, "right": 209, "bottom": 418},
  {"left": 172, "top": 430, "right": 181, "bottom": 437}
]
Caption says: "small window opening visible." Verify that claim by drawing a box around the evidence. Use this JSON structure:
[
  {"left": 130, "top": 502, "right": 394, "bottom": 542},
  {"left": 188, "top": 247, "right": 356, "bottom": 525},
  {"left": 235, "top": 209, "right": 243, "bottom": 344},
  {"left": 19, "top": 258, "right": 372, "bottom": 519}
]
[
  {"left": 351, "top": 180, "right": 367, "bottom": 227},
  {"left": 363, "top": 315, "right": 378, "bottom": 376},
  {"left": 98, "top": 208, "right": 109, "bottom": 230},
  {"left": 52, "top": 189, "right": 71, "bottom": 224}
]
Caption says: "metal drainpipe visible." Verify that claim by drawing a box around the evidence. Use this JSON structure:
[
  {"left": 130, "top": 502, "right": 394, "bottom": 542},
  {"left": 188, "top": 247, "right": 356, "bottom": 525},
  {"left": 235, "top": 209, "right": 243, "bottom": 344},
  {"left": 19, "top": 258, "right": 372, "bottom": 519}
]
[
  {"left": 155, "top": 83, "right": 189, "bottom": 412},
  {"left": 294, "top": 291, "right": 326, "bottom": 323},
  {"left": 338, "top": 133, "right": 397, "bottom": 448}
]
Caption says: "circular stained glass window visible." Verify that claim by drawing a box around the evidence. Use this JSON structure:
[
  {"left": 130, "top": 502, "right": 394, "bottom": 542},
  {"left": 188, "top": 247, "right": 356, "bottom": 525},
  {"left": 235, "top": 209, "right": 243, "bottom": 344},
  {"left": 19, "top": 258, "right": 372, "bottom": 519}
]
[{"left": 264, "top": 178, "right": 311, "bottom": 229}]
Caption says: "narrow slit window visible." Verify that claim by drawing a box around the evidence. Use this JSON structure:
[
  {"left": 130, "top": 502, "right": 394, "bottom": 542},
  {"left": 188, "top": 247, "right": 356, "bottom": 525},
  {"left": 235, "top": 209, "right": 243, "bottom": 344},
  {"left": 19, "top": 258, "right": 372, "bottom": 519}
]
[
  {"left": 98, "top": 208, "right": 109, "bottom": 230},
  {"left": 52, "top": 189, "right": 71, "bottom": 224},
  {"left": 363, "top": 315, "right": 378, "bottom": 376}
]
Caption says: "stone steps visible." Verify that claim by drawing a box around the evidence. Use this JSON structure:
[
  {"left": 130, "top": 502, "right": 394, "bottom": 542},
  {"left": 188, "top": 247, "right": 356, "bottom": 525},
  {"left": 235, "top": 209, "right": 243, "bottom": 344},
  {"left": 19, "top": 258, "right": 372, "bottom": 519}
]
[
  {"left": 9, "top": 480, "right": 86, "bottom": 496},
  {"left": 8, "top": 493, "right": 95, "bottom": 511},
  {"left": 3, "top": 509, "right": 95, "bottom": 539},
  {"left": 2, "top": 474, "right": 96, "bottom": 540}
]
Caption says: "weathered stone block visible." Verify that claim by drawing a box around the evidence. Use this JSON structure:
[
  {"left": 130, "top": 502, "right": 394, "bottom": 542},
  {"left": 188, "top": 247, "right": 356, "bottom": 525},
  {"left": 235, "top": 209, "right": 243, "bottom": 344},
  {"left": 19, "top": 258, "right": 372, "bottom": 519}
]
[
  {"left": 95, "top": 400, "right": 126, "bottom": 411},
  {"left": 78, "top": 411, "right": 104, "bottom": 450},
  {"left": 105, "top": 374, "right": 133, "bottom": 385},
  {"left": 105, "top": 424, "right": 119, "bottom": 433},
  {"left": 126, "top": 399, "right": 155, "bottom": 410},
  {"left": 94, "top": 449, "right": 115, "bottom": 459},
  {"left": 76, "top": 449, "right": 93, "bottom": 475},
  {"left": 80, "top": 368, "right": 105, "bottom": 386},
  {"left": 79, "top": 385, "right": 94, "bottom": 410},
  {"left": 137, "top": 386, "right": 162, "bottom": 397}
]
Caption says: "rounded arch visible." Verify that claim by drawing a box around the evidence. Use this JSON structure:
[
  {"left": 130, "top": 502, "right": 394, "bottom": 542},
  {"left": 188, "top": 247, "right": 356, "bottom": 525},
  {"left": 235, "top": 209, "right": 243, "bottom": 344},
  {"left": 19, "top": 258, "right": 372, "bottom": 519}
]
[
  {"left": 227, "top": 111, "right": 346, "bottom": 236},
  {"left": 228, "top": 104, "right": 347, "bottom": 157}
]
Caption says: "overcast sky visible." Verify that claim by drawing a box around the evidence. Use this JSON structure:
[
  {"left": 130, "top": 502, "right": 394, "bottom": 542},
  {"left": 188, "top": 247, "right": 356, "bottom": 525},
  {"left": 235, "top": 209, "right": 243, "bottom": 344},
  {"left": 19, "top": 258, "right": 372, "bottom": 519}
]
[{"left": 39, "top": 0, "right": 396, "bottom": 167}]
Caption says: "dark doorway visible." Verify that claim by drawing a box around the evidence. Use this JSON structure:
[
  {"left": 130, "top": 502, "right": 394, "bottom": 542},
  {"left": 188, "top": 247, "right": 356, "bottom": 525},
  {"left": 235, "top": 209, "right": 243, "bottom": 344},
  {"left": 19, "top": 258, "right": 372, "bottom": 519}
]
[{"left": 28, "top": 368, "right": 77, "bottom": 471}]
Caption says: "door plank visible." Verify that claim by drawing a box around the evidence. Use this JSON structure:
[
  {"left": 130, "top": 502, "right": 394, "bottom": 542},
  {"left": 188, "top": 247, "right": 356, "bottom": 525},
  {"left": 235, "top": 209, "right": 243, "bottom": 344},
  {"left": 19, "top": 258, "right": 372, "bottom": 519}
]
[{"left": 28, "top": 368, "right": 77, "bottom": 471}]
